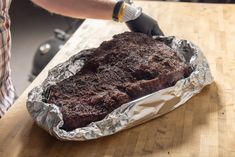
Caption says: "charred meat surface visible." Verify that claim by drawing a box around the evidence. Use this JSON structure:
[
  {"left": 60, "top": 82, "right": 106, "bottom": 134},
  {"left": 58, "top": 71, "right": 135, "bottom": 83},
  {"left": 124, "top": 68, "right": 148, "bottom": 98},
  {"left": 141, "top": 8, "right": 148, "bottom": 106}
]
[{"left": 46, "top": 32, "right": 193, "bottom": 131}]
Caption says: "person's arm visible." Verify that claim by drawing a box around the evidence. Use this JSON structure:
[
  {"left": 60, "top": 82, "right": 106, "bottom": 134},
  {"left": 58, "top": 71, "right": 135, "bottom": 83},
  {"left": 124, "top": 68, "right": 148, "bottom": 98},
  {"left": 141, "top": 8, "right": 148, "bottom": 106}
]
[
  {"left": 32, "top": 0, "right": 164, "bottom": 36},
  {"left": 31, "top": 0, "right": 116, "bottom": 20}
]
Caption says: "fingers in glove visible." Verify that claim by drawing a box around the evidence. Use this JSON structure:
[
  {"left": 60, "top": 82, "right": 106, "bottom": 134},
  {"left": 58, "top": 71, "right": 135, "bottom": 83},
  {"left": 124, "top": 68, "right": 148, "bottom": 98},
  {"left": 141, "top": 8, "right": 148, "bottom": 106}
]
[
  {"left": 147, "top": 29, "right": 152, "bottom": 37},
  {"left": 151, "top": 26, "right": 164, "bottom": 36}
]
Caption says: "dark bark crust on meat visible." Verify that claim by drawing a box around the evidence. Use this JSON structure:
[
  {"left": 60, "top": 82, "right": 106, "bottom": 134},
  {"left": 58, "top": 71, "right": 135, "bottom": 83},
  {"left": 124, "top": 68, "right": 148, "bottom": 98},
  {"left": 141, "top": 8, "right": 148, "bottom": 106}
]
[{"left": 46, "top": 32, "right": 193, "bottom": 131}]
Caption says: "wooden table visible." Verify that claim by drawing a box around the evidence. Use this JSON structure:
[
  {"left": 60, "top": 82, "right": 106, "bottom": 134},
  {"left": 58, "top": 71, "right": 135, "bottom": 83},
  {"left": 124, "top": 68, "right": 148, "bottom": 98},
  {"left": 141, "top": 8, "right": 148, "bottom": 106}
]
[{"left": 1, "top": 1, "right": 235, "bottom": 157}]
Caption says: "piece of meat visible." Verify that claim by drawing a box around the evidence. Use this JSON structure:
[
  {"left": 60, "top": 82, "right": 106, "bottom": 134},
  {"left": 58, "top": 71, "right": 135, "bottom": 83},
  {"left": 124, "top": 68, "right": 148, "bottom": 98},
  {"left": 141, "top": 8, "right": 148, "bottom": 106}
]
[{"left": 46, "top": 32, "right": 193, "bottom": 131}]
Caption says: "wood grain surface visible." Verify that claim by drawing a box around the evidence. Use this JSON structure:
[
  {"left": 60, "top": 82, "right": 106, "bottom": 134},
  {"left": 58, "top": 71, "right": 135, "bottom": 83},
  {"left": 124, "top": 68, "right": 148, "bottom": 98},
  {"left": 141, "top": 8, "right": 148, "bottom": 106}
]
[{"left": 0, "top": 1, "right": 235, "bottom": 157}]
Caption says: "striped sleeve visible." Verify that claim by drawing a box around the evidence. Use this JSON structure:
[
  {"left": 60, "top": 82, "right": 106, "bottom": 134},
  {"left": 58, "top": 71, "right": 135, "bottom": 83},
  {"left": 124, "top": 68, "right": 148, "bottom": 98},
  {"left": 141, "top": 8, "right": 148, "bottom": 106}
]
[{"left": 0, "top": 0, "right": 15, "bottom": 118}]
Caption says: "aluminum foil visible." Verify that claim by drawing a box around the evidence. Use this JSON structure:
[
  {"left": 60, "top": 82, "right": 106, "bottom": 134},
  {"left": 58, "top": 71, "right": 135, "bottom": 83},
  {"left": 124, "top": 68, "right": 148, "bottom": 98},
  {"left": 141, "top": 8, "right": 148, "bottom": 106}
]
[{"left": 27, "top": 36, "right": 213, "bottom": 141}]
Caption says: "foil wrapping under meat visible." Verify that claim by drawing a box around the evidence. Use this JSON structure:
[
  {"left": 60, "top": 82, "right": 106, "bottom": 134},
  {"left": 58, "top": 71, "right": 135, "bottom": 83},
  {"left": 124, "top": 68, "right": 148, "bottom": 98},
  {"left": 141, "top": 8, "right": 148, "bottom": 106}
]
[{"left": 27, "top": 36, "right": 213, "bottom": 141}]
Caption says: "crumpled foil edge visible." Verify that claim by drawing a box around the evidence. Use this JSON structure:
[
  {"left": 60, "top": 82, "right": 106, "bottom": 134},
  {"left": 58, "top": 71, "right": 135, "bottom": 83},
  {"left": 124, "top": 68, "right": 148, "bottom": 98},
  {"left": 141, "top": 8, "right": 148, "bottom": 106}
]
[{"left": 27, "top": 36, "right": 213, "bottom": 141}]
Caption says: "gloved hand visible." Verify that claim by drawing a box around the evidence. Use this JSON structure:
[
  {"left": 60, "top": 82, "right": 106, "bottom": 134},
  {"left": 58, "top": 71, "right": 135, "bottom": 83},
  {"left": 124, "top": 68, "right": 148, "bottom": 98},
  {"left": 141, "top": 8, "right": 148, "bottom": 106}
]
[
  {"left": 126, "top": 13, "right": 164, "bottom": 36},
  {"left": 113, "top": 1, "right": 164, "bottom": 36}
]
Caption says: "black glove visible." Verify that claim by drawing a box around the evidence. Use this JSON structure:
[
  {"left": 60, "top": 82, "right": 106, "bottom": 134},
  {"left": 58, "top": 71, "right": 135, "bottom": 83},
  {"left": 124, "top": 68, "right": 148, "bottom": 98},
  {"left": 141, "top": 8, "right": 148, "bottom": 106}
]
[{"left": 126, "top": 13, "right": 164, "bottom": 36}]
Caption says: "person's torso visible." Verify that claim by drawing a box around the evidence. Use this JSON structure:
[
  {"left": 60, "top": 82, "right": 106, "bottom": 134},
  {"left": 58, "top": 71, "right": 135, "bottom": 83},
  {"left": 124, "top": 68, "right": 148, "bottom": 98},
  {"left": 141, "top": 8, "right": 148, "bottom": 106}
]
[{"left": 0, "top": 0, "right": 15, "bottom": 117}]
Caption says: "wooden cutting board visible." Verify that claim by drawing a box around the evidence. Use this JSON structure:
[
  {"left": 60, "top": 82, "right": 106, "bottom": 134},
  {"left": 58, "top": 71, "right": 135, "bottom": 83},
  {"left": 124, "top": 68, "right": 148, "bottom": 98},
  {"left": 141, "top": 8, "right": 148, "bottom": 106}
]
[{"left": 0, "top": 1, "right": 235, "bottom": 157}]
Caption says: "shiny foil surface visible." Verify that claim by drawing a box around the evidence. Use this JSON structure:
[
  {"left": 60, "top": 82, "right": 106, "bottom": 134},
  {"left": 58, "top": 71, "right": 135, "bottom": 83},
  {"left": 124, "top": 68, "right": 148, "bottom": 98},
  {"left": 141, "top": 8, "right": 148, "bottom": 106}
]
[{"left": 27, "top": 36, "right": 213, "bottom": 141}]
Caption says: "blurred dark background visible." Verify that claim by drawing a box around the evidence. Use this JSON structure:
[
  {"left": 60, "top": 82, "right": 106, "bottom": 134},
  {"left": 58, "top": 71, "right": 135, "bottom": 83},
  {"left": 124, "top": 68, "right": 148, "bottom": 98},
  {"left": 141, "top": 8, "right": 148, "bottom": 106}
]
[
  {"left": 10, "top": 0, "right": 71, "bottom": 95},
  {"left": 9, "top": 0, "right": 235, "bottom": 96}
]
